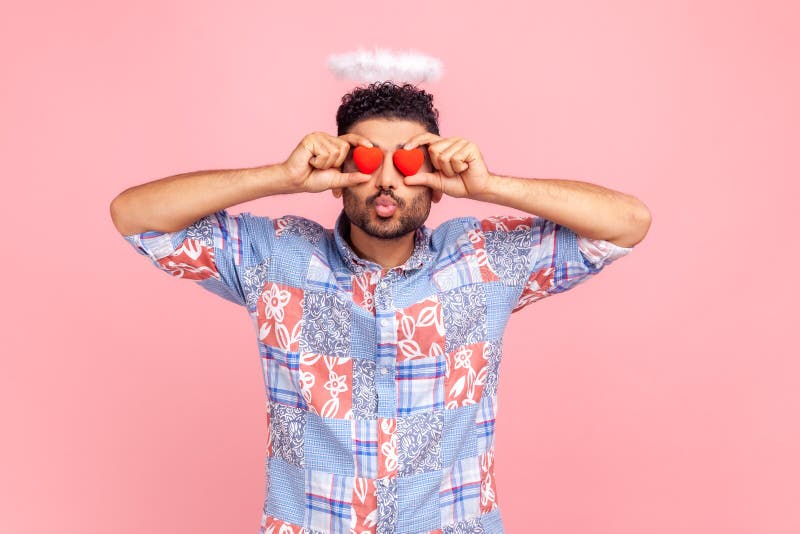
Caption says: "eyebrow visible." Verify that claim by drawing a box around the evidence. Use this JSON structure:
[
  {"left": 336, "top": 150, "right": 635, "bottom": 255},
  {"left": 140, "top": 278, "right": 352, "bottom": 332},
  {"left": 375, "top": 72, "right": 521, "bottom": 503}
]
[
  {"left": 371, "top": 142, "right": 431, "bottom": 150},
  {"left": 370, "top": 143, "right": 407, "bottom": 150}
]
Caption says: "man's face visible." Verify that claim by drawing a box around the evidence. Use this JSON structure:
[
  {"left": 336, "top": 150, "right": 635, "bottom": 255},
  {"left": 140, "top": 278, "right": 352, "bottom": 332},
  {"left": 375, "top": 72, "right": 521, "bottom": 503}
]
[{"left": 338, "top": 118, "right": 439, "bottom": 240}]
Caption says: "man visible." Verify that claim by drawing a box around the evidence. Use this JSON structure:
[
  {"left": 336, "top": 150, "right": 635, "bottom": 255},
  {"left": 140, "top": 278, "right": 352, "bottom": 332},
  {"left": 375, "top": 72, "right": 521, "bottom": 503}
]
[{"left": 111, "top": 81, "right": 651, "bottom": 534}]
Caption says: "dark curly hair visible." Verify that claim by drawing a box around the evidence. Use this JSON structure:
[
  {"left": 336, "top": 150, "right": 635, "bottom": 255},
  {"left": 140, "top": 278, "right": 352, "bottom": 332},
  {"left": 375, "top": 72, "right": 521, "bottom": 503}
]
[{"left": 336, "top": 81, "right": 440, "bottom": 136}]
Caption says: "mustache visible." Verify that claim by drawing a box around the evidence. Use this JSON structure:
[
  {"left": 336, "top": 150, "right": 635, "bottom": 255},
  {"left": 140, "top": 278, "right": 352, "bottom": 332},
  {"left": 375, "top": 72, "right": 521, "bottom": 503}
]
[{"left": 366, "top": 189, "right": 405, "bottom": 208}]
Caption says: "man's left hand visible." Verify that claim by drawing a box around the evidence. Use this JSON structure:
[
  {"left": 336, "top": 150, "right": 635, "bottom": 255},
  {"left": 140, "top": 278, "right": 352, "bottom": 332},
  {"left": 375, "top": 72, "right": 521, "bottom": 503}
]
[{"left": 402, "top": 133, "right": 491, "bottom": 200}]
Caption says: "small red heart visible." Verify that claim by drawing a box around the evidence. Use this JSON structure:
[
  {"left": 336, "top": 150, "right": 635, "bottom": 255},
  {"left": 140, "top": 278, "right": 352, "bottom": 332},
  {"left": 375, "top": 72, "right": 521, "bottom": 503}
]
[
  {"left": 352, "top": 146, "right": 383, "bottom": 174},
  {"left": 392, "top": 147, "right": 425, "bottom": 176}
]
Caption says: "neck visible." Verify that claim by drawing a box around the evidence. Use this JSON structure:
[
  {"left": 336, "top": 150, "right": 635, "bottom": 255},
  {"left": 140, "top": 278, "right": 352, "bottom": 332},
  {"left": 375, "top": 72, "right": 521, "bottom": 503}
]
[{"left": 346, "top": 223, "right": 416, "bottom": 270}]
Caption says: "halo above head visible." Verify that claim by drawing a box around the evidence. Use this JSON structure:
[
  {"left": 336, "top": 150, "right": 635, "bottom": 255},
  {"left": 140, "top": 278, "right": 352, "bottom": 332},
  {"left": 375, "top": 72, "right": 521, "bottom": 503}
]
[{"left": 327, "top": 47, "right": 443, "bottom": 84}]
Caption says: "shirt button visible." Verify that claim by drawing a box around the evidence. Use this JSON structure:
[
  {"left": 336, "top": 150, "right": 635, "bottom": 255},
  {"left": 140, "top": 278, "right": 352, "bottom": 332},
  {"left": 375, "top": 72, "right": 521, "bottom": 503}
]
[
  {"left": 380, "top": 367, "right": 390, "bottom": 375},
  {"left": 380, "top": 318, "right": 389, "bottom": 327}
]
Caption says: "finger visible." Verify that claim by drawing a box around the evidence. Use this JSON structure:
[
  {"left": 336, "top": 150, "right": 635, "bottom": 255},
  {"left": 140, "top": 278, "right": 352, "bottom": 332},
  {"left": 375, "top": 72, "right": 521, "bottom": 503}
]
[
  {"left": 426, "top": 137, "right": 457, "bottom": 174},
  {"left": 327, "top": 137, "right": 349, "bottom": 168},
  {"left": 309, "top": 152, "right": 326, "bottom": 169},
  {"left": 450, "top": 144, "right": 476, "bottom": 174},
  {"left": 438, "top": 138, "right": 469, "bottom": 177},
  {"left": 305, "top": 135, "right": 328, "bottom": 169},
  {"left": 331, "top": 138, "right": 352, "bottom": 168},
  {"left": 317, "top": 138, "right": 341, "bottom": 169},
  {"left": 402, "top": 171, "right": 439, "bottom": 190},
  {"left": 302, "top": 137, "right": 321, "bottom": 161},
  {"left": 433, "top": 138, "right": 463, "bottom": 177},
  {"left": 439, "top": 156, "right": 455, "bottom": 178},
  {"left": 335, "top": 171, "right": 372, "bottom": 188},
  {"left": 333, "top": 136, "right": 360, "bottom": 167},
  {"left": 426, "top": 143, "right": 444, "bottom": 173},
  {"left": 403, "top": 132, "right": 442, "bottom": 150},
  {"left": 452, "top": 158, "right": 469, "bottom": 174},
  {"left": 334, "top": 146, "right": 349, "bottom": 168},
  {"left": 339, "top": 133, "right": 374, "bottom": 148}
]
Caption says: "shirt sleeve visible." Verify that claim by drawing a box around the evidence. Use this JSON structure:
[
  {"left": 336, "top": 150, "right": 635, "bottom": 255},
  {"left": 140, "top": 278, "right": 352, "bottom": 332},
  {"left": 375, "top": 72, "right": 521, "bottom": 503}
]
[
  {"left": 121, "top": 209, "right": 256, "bottom": 307},
  {"left": 478, "top": 215, "right": 633, "bottom": 312}
]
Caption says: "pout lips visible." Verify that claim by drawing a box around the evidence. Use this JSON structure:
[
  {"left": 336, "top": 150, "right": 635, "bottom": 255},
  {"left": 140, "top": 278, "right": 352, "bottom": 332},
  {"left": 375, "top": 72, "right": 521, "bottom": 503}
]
[{"left": 373, "top": 196, "right": 397, "bottom": 217}]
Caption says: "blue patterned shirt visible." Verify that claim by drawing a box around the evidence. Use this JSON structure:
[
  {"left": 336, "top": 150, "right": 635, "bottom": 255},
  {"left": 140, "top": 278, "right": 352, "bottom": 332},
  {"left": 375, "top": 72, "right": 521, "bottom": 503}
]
[{"left": 123, "top": 209, "right": 633, "bottom": 534}]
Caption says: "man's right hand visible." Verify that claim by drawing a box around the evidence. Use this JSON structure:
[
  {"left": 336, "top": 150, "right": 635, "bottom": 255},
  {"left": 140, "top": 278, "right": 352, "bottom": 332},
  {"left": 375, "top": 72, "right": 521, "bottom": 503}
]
[
  {"left": 110, "top": 131, "right": 375, "bottom": 236},
  {"left": 281, "top": 132, "right": 374, "bottom": 193}
]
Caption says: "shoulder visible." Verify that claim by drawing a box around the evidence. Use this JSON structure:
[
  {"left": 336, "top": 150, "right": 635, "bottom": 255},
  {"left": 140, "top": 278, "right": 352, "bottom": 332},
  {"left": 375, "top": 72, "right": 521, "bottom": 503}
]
[
  {"left": 429, "top": 216, "right": 482, "bottom": 250},
  {"left": 427, "top": 215, "right": 543, "bottom": 289},
  {"left": 234, "top": 213, "right": 327, "bottom": 246},
  {"left": 429, "top": 214, "right": 539, "bottom": 250},
  {"left": 426, "top": 215, "right": 531, "bottom": 290},
  {"left": 270, "top": 215, "right": 327, "bottom": 245},
  {"left": 233, "top": 213, "right": 331, "bottom": 269}
]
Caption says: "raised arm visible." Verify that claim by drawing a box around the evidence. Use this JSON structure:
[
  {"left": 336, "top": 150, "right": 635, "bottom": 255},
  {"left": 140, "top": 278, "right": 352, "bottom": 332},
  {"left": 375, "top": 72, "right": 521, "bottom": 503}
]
[
  {"left": 401, "top": 133, "right": 652, "bottom": 248},
  {"left": 109, "top": 132, "right": 374, "bottom": 236},
  {"left": 468, "top": 175, "right": 651, "bottom": 248}
]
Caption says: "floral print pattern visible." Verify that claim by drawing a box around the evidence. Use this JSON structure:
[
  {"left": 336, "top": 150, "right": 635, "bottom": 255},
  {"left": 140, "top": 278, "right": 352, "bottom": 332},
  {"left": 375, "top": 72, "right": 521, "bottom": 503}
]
[
  {"left": 375, "top": 477, "right": 397, "bottom": 534},
  {"left": 244, "top": 260, "right": 271, "bottom": 310},
  {"left": 396, "top": 296, "right": 446, "bottom": 360},
  {"left": 443, "top": 518, "right": 485, "bottom": 534},
  {"left": 352, "top": 359, "right": 378, "bottom": 419},
  {"left": 274, "top": 215, "right": 324, "bottom": 244},
  {"left": 441, "top": 285, "right": 487, "bottom": 352},
  {"left": 484, "top": 228, "right": 533, "bottom": 286},
  {"left": 481, "top": 340, "right": 502, "bottom": 399},
  {"left": 299, "top": 353, "right": 353, "bottom": 419},
  {"left": 444, "top": 342, "right": 489, "bottom": 409},
  {"left": 269, "top": 403, "right": 305, "bottom": 467},
  {"left": 155, "top": 238, "right": 219, "bottom": 280},
  {"left": 124, "top": 209, "right": 633, "bottom": 534},
  {"left": 300, "top": 291, "right": 351, "bottom": 357},
  {"left": 351, "top": 477, "right": 378, "bottom": 534},
  {"left": 352, "top": 271, "right": 379, "bottom": 315},
  {"left": 377, "top": 418, "right": 398, "bottom": 479},
  {"left": 397, "top": 410, "right": 443, "bottom": 476},
  {"left": 258, "top": 283, "right": 303, "bottom": 352},
  {"left": 479, "top": 450, "right": 498, "bottom": 514}
]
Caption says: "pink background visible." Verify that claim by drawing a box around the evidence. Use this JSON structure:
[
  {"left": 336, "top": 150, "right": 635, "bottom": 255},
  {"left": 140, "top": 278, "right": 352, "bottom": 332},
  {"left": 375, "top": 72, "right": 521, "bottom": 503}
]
[{"left": 2, "top": 1, "right": 798, "bottom": 532}]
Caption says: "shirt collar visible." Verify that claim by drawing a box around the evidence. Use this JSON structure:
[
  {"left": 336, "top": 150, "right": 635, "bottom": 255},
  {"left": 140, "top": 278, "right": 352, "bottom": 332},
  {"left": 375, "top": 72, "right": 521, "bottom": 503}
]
[{"left": 333, "top": 210, "right": 433, "bottom": 275}]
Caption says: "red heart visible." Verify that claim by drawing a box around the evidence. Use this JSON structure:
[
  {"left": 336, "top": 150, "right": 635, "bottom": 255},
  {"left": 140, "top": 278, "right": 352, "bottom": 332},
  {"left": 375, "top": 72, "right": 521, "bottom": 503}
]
[
  {"left": 352, "top": 146, "right": 383, "bottom": 174},
  {"left": 392, "top": 147, "right": 425, "bottom": 176}
]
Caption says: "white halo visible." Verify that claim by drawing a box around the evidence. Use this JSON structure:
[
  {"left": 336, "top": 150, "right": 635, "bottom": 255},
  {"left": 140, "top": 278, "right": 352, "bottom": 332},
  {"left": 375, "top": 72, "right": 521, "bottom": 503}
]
[{"left": 327, "top": 47, "right": 443, "bottom": 83}]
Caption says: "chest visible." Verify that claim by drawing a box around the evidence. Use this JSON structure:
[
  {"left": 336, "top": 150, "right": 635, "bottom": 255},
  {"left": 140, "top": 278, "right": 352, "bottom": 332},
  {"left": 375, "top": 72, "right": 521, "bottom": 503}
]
[{"left": 250, "top": 258, "right": 515, "bottom": 420}]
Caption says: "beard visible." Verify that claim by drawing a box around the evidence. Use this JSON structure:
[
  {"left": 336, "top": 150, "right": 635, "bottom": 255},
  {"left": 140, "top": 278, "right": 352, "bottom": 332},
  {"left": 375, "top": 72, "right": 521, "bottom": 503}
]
[{"left": 342, "top": 187, "right": 432, "bottom": 240}]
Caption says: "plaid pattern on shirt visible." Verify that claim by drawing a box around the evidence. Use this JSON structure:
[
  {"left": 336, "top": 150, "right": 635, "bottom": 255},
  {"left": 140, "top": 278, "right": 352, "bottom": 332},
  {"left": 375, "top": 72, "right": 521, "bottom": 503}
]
[{"left": 122, "top": 209, "right": 633, "bottom": 533}]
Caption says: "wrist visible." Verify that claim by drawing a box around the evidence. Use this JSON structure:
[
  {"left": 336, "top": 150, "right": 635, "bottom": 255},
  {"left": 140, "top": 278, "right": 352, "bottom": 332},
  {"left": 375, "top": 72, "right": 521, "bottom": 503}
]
[
  {"left": 472, "top": 173, "right": 506, "bottom": 204},
  {"left": 252, "top": 163, "right": 304, "bottom": 196}
]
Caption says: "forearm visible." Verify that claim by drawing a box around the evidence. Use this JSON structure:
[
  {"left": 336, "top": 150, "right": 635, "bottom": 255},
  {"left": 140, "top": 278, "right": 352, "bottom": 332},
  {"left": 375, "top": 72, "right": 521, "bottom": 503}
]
[
  {"left": 477, "top": 175, "right": 651, "bottom": 248},
  {"left": 109, "top": 163, "right": 293, "bottom": 235}
]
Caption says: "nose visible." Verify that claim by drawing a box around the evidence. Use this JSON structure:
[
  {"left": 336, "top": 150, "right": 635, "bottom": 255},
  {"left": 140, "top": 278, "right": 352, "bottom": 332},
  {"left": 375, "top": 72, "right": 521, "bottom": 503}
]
[{"left": 374, "top": 150, "right": 404, "bottom": 189}]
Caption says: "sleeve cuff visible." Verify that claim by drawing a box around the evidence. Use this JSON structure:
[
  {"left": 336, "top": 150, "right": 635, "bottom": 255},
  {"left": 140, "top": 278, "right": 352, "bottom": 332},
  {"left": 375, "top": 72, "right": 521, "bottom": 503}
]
[
  {"left": 576, "top": 235, "right": 633, "bottom": 268},
  {"left": 122, "top": 228, "right": 188, "bottom": 261}
]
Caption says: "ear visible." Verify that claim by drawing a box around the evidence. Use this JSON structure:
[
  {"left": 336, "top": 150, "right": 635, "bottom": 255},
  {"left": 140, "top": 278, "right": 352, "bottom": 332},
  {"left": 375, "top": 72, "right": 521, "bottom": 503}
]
[
  {"left": 431, "top": 188, "right": 443, "bottom": 203},
  {"left": 331, "top": 187, "right": 343, "bottom": 199}
]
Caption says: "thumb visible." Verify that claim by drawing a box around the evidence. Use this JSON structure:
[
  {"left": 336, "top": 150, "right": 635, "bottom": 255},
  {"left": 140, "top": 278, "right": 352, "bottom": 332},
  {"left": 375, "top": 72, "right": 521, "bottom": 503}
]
[
  {"left": 402, "top": 171, "right": 439, "bottom": 189},
  {"left": 329, "top": 171, "right": 371, "bottom": 199},
  {"left": 334, "top": 171, "right": 372, "bottom": 188}
]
